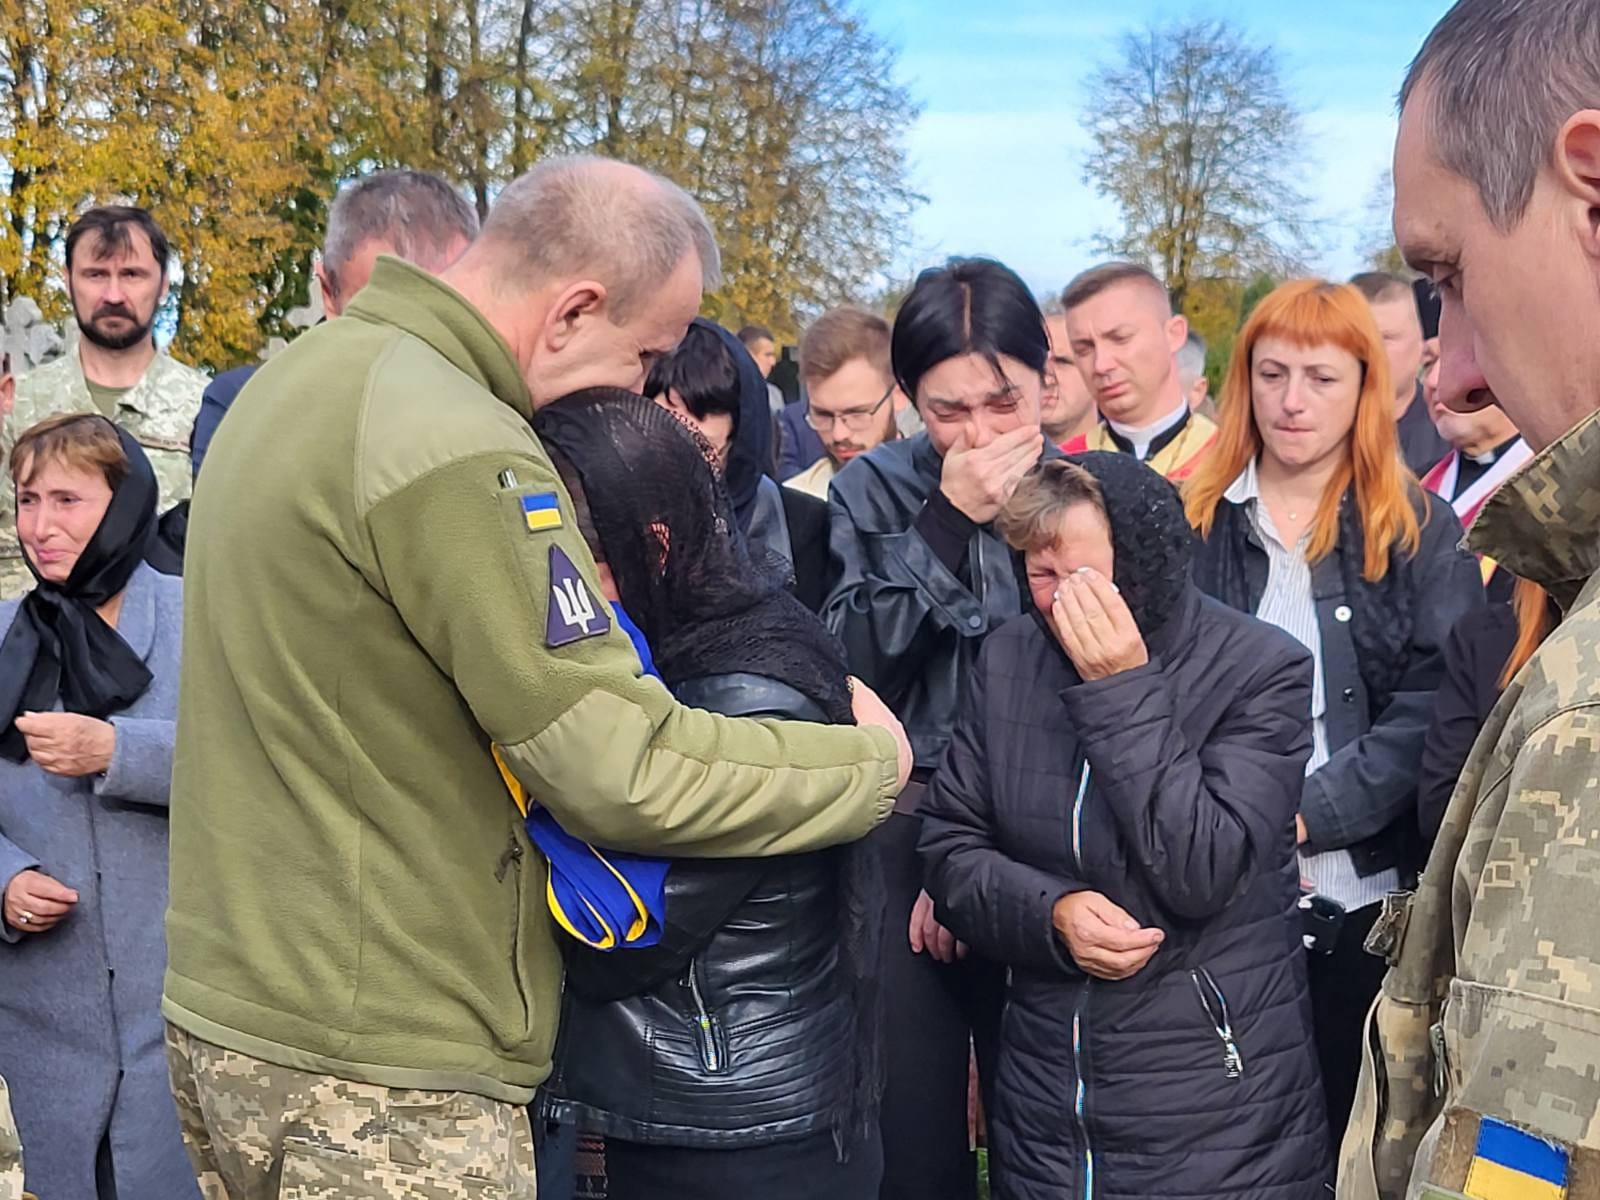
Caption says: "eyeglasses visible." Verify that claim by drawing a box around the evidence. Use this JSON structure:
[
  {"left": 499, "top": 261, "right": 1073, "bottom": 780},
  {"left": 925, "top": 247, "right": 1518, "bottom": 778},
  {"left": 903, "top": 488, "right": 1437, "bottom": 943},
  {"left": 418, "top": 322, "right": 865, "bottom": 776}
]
[{"left": 804, "top": 386, "right": 893, "bottom": 433}]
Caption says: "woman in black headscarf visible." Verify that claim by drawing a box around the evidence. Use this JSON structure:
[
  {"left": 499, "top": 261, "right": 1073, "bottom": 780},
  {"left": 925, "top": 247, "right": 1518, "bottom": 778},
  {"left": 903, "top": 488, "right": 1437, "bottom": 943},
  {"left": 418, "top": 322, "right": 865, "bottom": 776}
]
[
  {"left": 644, "top": 317, "right": 835, "bottom": 610},
  {"left": 533, "top": 390, "right": 884, "bottom": 1199},
  {"left": 0, "top": 413, "right": 197, "bottom": 1200},
  {"left": 918, "top": 454, "right": 1332, "bottom": 1200}
]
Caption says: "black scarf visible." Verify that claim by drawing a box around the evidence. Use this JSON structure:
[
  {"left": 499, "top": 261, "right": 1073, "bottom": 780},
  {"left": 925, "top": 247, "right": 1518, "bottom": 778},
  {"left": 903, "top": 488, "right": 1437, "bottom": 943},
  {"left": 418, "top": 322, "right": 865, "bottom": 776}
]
[
  {"left": 704, "top": 319, "right": 777, "bottom": 539},
  {"left": 0, "top": 422, "right": 157, "bottom": 762},
  {"left": 533, "top": 389, "right": 881, "bottom": 1144},
  {"left": 534, "top": 389, "right": 850, "bottom": 718}
]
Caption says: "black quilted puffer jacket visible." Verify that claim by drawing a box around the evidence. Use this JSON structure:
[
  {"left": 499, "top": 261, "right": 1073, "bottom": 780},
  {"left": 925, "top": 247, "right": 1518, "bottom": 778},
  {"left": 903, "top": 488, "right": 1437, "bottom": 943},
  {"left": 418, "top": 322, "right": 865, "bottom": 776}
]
[{"left": 919, "top": 585, "right": 1333, "bottom": 1200}]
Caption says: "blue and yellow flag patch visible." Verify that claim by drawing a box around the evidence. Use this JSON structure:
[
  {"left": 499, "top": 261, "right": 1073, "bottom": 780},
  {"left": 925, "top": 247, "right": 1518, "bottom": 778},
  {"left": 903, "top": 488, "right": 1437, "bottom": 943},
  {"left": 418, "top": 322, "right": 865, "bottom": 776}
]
[
  {"left": 520, "top": 491, "right": 563, "bottom": 532},
  {"left": 1465, "top": 1118, "right": 1568, "bottom": 1200}
]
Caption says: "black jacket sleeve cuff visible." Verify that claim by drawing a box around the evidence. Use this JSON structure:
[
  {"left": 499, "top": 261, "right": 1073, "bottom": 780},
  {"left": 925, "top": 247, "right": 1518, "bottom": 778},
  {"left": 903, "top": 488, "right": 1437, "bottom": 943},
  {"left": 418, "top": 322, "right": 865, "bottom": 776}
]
[{"left": 916, "top": 489, "right": 980, "bottom": 575}]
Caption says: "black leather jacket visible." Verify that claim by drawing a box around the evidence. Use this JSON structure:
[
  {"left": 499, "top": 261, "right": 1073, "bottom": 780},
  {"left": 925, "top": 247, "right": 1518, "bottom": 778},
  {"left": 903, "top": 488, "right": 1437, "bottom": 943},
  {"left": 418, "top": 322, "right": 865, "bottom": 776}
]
[
  {"left": 540, "top": 673, "right": 853, "bottom": 1147},
  {"left": 823, "top": 433, "right": 1051, "bottom": 769},
  {"left": 1192, "top": 489, "right": 1482, "bottom": 880}
]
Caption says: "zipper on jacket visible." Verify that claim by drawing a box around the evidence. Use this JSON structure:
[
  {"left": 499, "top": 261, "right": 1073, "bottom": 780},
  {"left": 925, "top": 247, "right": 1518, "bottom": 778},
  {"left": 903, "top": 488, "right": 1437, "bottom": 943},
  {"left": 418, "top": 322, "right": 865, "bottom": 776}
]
[
  {"left": 495, "top": 838, "right": 524, "bottom": 882},
  {"left": 1072, "top": 991, "right": 1094, "bottom": 1199},
  {"left": 683, "top": 958, "right": 724, "bottom": 1073},
  {"left": 1071, "top": 761, "right": 1093, "bottom": 872},
  {"left": 1429, "top": 1021, "right": 1448, "bottom": 1097},
  {"left": 1190, "top": 967, "right": 1245, "bottom": 1079},
  {"left": 1069, "top": 759, "right": 1096, "bottom": 1198},
  {"left": 973, "top": 533, "right": 987, "bottom": 608}
]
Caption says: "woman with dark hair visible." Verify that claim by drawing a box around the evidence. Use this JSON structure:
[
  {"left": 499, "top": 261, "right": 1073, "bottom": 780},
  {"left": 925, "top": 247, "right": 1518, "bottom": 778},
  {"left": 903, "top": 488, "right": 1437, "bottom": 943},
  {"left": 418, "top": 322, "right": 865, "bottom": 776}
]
[
  {"left": 919, "top": 453, "right": 1330, "bottom": 1199},
  {"left": 1183, "top": 279, "right": 1483, "bottom": 1147},
  {"left": 823, "top": 257, "right": 1052, "bottom": 1200},
  {"left": 0, "top": 414, "right": 197, "bottom": 1200},
  {"left": 645, "top": 317, "right": 835, "bottom": 610},
  {"left": 533, "top": 390, "right": 884, "bottom": 1199}
]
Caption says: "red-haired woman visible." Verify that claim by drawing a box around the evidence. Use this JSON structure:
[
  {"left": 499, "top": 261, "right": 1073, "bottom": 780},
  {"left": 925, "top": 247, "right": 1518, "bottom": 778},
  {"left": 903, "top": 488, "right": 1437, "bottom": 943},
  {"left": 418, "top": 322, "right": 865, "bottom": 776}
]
[{"left": 1186, "top": 279, "right": 1484, "bottom": 1150}]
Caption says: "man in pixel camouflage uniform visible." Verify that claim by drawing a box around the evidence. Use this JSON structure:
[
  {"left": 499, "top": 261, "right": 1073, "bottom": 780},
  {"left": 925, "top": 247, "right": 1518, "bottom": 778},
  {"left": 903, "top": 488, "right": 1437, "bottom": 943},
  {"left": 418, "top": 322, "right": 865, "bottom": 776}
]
[
  {"left": 0, "top": 1076, "right": 22, "bottom": 1200},
  {"left": 0, "top": 205, "right": 206, "bottom": 599},
  {"left": 1340, "top": 3, "right": 1600, "bottom": 1198}
]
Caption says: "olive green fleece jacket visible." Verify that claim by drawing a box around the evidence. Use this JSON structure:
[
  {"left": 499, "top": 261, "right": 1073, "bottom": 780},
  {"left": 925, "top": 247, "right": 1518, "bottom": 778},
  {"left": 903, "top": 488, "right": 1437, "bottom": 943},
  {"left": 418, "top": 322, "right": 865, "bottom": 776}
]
[{"left": 162, "top": 258, "right": 899, "bottom": 1103}]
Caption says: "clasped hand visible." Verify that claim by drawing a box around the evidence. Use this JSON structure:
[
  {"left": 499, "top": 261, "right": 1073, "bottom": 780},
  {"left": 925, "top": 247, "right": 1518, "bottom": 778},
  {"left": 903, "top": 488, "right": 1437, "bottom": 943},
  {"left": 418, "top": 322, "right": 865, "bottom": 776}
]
[
  {"left": 1052, "top": 891, "right": 1164, "bottom": 980},
  {"left": 14, "top": 712, "right": 116, "bottom": 777}
]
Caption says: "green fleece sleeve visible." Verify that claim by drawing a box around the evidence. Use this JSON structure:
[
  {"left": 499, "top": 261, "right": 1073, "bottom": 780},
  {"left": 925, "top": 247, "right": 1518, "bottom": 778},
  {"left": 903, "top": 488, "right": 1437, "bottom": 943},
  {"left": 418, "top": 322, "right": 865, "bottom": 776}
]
[{"left": 365, "top": 449, "right": 898, "bottom": 856}]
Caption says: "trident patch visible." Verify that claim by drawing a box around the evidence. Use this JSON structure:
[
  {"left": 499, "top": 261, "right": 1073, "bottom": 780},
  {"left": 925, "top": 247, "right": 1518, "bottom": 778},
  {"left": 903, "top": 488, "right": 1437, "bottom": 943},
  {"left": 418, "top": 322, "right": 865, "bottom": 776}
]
[{"left": 546, "top": 545, "right": 611, "bottom": 648}]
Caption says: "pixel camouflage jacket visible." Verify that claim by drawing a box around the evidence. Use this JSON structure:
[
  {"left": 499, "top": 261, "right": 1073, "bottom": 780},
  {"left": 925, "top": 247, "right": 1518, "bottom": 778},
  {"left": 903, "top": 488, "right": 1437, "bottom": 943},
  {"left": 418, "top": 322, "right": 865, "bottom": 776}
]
[{"left": 1340, "top": 408, "right": 1600, "bottom": 1199}]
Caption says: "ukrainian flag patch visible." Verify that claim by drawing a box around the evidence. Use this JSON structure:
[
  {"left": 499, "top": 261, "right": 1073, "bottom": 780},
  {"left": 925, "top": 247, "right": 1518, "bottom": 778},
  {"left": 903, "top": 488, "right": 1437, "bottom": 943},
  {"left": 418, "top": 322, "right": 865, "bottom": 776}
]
[
  {"left": 520, "top": 491, "right": 563, "bottom": 532},
  {"left": 1465, "top": 1118, "right": 1568, "bottom": 1200}
]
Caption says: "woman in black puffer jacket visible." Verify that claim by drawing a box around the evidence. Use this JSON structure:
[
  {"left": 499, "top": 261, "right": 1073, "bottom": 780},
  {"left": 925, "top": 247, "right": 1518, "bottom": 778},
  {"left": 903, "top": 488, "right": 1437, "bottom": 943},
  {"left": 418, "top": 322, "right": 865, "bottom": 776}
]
[{"left": 918, "top": 454, "right": 1331, "bottom": 1200}]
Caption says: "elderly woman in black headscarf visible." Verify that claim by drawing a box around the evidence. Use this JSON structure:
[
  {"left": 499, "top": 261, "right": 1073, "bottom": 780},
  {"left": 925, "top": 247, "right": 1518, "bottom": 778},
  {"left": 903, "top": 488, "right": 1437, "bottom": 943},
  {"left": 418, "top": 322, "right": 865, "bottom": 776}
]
[
  {"left": 0, "top": 413, "right": 197, "bottom": 1200},
  {"left": 917, "top": 453, "right": 1332, "bottom": 1200},
  {"left": 532, "top": 390, "right": 883, "bottom": 1199}
]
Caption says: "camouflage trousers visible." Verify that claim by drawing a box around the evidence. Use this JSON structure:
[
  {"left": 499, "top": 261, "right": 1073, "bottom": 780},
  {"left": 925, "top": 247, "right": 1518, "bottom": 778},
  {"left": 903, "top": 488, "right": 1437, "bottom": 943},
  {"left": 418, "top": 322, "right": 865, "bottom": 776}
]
[
  {"left": 0, "top": 1074, "right": 23, "bottom": 1200},
  {"left": 165, "top": 1024, "right": 537, "bottom": 1199}
]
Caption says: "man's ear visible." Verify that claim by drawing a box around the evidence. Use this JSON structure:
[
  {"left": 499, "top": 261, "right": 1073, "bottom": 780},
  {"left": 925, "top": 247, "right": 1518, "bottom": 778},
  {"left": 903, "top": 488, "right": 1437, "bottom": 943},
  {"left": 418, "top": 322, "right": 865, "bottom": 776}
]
[
  {"left": 1166, "top": 314, "right": 1190, "bottom": 355},
  {"left": 314, "top": 260, "right": 340, "bottom": 318},
  {"left": 541, "top": 280, "right": 608, "bottom": 353},
  {"left": 1555, "top": 111, "right": 1600, "bottom": 264}
]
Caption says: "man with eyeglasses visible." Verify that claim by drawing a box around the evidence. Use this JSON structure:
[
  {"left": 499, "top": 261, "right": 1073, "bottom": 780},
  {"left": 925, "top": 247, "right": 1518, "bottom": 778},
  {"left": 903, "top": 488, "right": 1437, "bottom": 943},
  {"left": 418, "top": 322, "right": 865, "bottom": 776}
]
[{"left": 785, "top": 307, "right": 904, "bottom": 500}]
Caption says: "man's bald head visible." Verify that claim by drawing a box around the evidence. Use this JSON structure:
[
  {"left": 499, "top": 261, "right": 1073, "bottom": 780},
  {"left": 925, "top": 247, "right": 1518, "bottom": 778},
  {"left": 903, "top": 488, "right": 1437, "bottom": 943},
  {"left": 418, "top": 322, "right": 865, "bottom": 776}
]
[
  {"left": 477, "top": 156, "right": 720, "bottom": 319},
  {"left": 445, "top": 155, "right": 721, "bottom": 405}
]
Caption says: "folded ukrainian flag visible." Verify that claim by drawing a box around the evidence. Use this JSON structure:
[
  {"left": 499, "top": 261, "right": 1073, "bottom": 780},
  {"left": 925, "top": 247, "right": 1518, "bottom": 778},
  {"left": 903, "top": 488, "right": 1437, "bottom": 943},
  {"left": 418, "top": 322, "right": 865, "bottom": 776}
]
[{"left": 494, "top": 602, "right": 670, "bottom": 951}]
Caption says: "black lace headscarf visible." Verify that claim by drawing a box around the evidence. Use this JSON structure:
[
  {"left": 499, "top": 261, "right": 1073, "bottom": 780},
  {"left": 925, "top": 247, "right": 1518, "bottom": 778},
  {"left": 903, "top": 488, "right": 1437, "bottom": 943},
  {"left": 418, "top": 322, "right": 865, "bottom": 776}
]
[
  {"left": 533, "top": 389, "right": 846, "bottom": 710},
  {"left": 1028, "top": 451, "right": 1194, "bottom": 632},
  {"left": 533, "top": 389, "right": 884, "bottom": 1142}
]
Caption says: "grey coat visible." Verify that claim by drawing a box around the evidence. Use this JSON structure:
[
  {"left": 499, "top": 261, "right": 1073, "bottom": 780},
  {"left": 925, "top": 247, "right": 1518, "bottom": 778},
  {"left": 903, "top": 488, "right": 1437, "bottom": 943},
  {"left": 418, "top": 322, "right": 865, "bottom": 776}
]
[{"left": 0, "top": 563, "right": 198, "bottom": 1200}]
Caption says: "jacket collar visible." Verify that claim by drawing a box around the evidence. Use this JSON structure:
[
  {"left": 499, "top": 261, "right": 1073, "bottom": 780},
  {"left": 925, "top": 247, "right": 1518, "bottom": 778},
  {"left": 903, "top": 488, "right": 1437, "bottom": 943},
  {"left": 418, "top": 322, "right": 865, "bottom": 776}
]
[
  {"left": 1103, "top": 401, "right": 1191, "bottom": 461},
  {"left": 114, "top": 562, "right": 159, "bottom": 662},
  {"left": 343, "top": 257, "right": 533, "bottom": 421},
  {"left": 1469, "top": 407, "right": 1600, "bottom": 609},
  {"left": 53, "top": 345, "right": 189, "bottom": 417}
]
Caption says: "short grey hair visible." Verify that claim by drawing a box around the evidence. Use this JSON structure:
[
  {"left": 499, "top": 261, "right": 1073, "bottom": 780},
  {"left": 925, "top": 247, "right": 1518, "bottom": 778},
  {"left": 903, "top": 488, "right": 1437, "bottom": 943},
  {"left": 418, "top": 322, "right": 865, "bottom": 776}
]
[
  {"left": 1175, "top": 331, "right": 1206, "bottom": 386},
  {"left": 479, "top": 155, "right": 721, "bottom": 317},
  {"left": 1401, "top": 0, "right": 1600, "bottom": 229},
  {"left": 323, "top": 169, "right": 479, "bottom": 282}
]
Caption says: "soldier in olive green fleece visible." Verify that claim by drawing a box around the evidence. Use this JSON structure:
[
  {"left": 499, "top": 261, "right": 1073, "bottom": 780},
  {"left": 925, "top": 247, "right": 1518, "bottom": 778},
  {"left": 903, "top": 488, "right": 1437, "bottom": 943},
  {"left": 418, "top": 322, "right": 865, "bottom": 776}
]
[{"left": 164, "top": 158, "right": 906, "bottom": 1198}]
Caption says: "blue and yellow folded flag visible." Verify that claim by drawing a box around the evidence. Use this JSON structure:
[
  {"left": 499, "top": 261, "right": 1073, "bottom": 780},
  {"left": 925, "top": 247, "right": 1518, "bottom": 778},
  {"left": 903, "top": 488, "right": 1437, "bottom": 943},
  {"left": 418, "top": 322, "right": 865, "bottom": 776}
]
[
  {"left": 1463, "top": 1117, "right": 1568, "bottom": 1200},
  {"left": 495, "top": 601, "right": 670, "bottom": 951}
]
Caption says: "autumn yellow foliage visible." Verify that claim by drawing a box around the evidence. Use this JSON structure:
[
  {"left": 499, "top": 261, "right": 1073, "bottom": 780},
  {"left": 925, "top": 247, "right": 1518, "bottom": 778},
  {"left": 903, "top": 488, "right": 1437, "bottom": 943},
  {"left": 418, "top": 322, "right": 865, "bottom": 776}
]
[{"left": 0, "top": 0, "right": 919, "bottom": 368}]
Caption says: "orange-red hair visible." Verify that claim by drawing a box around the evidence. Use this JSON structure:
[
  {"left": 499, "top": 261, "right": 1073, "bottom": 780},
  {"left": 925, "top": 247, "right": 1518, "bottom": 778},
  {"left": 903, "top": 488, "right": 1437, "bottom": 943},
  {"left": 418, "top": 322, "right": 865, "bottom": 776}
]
[
  {"left": 1184, "top": 279, "right": 1422, "bottom": 580},
  {"left": 1500, "top": 577, "right": 1556, "bottom": 690}
]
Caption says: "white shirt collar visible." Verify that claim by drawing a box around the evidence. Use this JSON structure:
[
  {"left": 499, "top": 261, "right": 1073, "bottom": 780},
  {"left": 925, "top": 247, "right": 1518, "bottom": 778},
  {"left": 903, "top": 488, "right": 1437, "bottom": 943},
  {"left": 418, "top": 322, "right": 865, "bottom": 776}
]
[
  {"left": 1224, "top": 456, "right": 1261, "bottom": 505},
  {"left": 1106, "top": 397, "right": 1190, "bottom": 460}
]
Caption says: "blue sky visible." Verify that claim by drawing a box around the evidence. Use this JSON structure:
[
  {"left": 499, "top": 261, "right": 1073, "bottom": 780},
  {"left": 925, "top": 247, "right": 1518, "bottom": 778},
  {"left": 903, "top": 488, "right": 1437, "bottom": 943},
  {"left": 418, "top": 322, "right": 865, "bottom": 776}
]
[{"left": 861, "top": 0, "right": 1451, "bottom": 296}]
